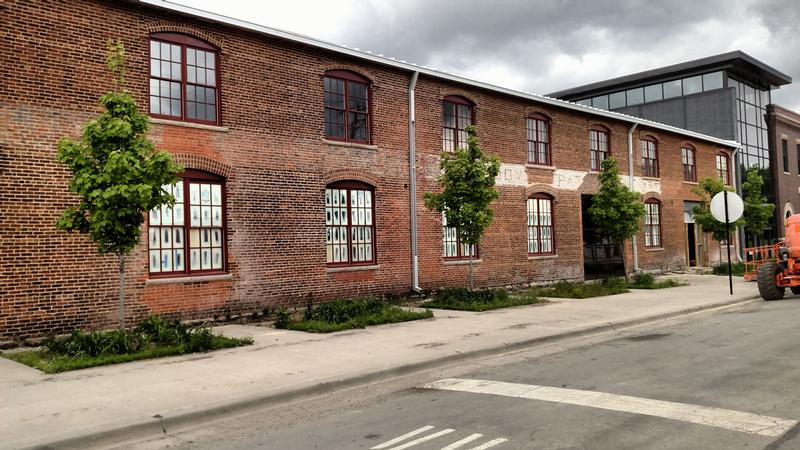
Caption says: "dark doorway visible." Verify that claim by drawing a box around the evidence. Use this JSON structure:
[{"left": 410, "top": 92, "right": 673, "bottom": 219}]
[
  {"left": 687, "top": 224, "right": 697, "bottom": 267},
  {"left": 581, "top": 195, "right": 625, "bottom": 279}
]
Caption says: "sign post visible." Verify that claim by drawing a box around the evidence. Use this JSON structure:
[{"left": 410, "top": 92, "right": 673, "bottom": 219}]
[{"left": 710, "top": 191, "right": 744, "bottom": 295}]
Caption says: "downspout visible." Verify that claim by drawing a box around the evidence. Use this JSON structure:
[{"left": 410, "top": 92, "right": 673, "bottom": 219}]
[
  {"left": 408, "top": 71, "right": 422, "bottom": 293},
  {"left": 628, "top": 122, "right": 640, "bottom": 272}
]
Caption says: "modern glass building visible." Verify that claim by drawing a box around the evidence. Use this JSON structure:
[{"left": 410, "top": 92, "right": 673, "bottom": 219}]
[{"left": 549, "top": 51, "right": 792, "bottom": 243}]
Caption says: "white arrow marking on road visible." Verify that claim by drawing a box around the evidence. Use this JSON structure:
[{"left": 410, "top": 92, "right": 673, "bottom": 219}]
[
  {"left": 421, "top": 378, "right": 798, "bottom": 438},
  {"left": 385, "top": 428, "right": 455, "bottom": 450},
  {"left": 371, "top": 425, "right": 435, "bottom": 449},
  {"left": 439, "top": 433, "right": 483, "bottom": 450},
  {"left": 466, "top": 438, "right": 509, "bottom": 450}
]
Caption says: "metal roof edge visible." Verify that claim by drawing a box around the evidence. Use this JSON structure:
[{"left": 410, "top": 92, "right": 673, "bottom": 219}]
[{"left": 136, "top": 0, "right": 740, "bottom": 149}]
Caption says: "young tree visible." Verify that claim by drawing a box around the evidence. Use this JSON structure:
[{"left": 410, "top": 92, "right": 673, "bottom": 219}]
[
  {"left": 742, "top": 167, "right": 774, "bottom": 246},
  {"left": 424, "top": 125, "right": 500, "bottom": 290},
  {"left": 691, "top": 177, "right": 743, "bottom": 264},
  {"left": 588, "top": 157, "right": 645, "bottom": 276},
  {"left": 56, "top": 40, "right": 181, "bottom": 328}
]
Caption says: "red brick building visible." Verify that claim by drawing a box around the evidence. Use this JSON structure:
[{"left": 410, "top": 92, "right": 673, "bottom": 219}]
[
  {"left": 767, "top": 104, "right": 800, "bottom": 233},
  {"left": 1, "top": 0, "right": 739, "bottom": 340}
]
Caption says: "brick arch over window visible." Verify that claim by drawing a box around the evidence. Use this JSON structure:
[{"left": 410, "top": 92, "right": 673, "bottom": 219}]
[
  {"left": 524, "top": 184, "right": 558, "bottom": 199},
  {"left": 172, "top": 154, "right": 233, "bottom": 179},
  {"left": 145, "top": 22, "right": 224, "bottom": 49},
  {"left": 642, "top": 192, "right": 663, "bottom": 202},
  {"left": 322, "top": 65, "right": 378, "bottom": 84},
  {"left": 323, "top": 169, "right": 380, "bottom": 188},
  {"left": 639, "top": 132, "right": 661, "bottom": 142}
]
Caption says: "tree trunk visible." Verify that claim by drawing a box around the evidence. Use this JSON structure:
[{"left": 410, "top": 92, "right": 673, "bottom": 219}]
[
  {"left": 468, "top": 251, "right": 474, "bottom": 291},
  {"left": 118, "top": 252, "right": 125, "bottom": 329}
]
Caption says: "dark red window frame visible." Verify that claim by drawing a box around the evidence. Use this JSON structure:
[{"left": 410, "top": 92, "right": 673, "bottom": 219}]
[
  {"left": 442, "top": 95, "right": 475, "bottom": 152},
  {"left": 527, "top": 113, "right": 551, "bottom": 166},
  {"left": 644, "top": 199, "right": 662, "bottom": 248},
  {"left": 148, "top": 169, "right": 228, "bottom": 278},
  {"left": 442, "top": 213, "right": 478, "bottom": 261},
  {"left": 590, "top": 126, "right": 610, "bottom": 171},
  {"left": 149, "top": 32, "right": 221, "bottom": 126},
  {"left": 323, "top": 70, "right": 371, "bottom": 144},
  {"left": 681, "top": 145, "right": 697, "bottom": 182},
  {"left": 325, "top": 180, "right": 377, "bottom": 267},
  {"left": 527, "top": 193, "right": 555, "bottom": 256},
  {"left": 641, "top": 137, "right": 659, "bottom": 177},
  {"left": 716, "top": 153, "right": 731, "bottom": 185}
]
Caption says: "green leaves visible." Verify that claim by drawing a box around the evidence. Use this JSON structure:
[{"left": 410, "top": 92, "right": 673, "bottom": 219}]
[
  {"left": 742, "top": 167, "right": 774, "bottom": 243},
  {"left": 691, "top": 177, "right": 741, "bottom": 242},
  {"left": 588, "top": 157, "right": 645, "bottom": 244},
  {"left": 56, "top": 41, "right": 181, "bottom": 256},
  {"left": 424, "top": 125, "right": 500, "bottom": 246}
]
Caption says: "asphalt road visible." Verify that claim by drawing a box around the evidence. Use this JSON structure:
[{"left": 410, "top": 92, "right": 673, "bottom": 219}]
[{"left": 117, "top": 297, "right": 800, "bottom": 450}]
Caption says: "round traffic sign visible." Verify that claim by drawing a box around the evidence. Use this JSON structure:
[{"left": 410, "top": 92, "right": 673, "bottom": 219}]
[{"left": 710, "top": 191, "right": 744, "bottom": 223}]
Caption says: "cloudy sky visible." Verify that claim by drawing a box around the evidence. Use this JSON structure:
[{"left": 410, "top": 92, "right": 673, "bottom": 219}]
[{"left": 176, "top": 0, "right": 800, "bottom": 110}]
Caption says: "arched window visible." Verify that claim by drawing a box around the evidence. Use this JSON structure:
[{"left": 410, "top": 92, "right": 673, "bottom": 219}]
[
  {"left": 442, "top": 95, "right": 474, "bottom": 151},
  {"left": 527, "top": 194, "right": 555, "bottom": 255},
  {"left": 644, "top": 199, "right": 662, "bottom": 248},
  {"left": 527, "top": 113, "right": 551, "bottom": 165},
  {"left": 641, "top": 137, "right": 659, "bottom": 177},
  {"left": 149, "top": 33, "right": 220, "bottom": 125},
  {"left": 323, "top": 70, "right": 371, "bottom": 143},
  {"left": 681, "top": 145, "right": 696, "bottom": 182},
  {"left": 148, "top": 169, "right": 227, "bottom": 276},
  {"left": 716, "top": 153, "right": 730, "bottom": 185},
  {"left": 590, "top": 125, "right": 610, "bottom": 171},
  {"left": 325, "top": 181, "right": 376, "bottom": 266}
]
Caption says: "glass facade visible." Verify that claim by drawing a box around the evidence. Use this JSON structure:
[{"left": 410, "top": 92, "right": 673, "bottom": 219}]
[
  {"left": 730, "top": 76, "right": 770, "bottom": 171},
  {"left": 582, "top": 71, "right": 725, "bottom": 110}
]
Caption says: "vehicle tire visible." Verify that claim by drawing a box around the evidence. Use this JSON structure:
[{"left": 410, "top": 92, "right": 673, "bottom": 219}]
[
  {"left": 791, "top": 287, "right": 800, "bottom": 295},
  {"left": 758, "top": 262, "right": 785, "bottom": 301}
]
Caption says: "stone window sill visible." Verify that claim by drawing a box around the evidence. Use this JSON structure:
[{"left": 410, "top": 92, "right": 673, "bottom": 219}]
[
  {"left": 645, "top": 247, "right": 665, "bottom": 252},
  {"left": 326, "top": 264, "right": 380, "bottom": 273},
  {"left": 321, "top": 139, "right": 379, "bottom": 151},
  {"left": 150, "top": 117, "right": 230, "bottom": 132},
  {"left": 147, "top": 273, "right": 233, "bottom": 285},
  {"left": 525, "top": 164, "right": 556, "bottom": 171},
  {"left": 444, "top": 258, "right": 483, "bottom": 266},
  {"left": 528, "top": 254, "right": 558, "bottom": 260},
  {"left": 641, "top": 176, "right": 661, "bottom": 181},
  {"left": 683, "top": 181, "right": 698, "bottom": 185}
]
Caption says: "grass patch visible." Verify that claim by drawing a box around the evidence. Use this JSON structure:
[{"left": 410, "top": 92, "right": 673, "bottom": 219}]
[
  {"left": 422, "top": 288, "right": 545, "bottom": 312},
  {"left": 712, "top": 262, "right": 745, "bottom": 277},
  {"left": 534, "top": 277, "right": 629, "bottom": 299},
  {"left": 627, "top": 273, "right": 687, "bottom": 289},
  {"left": 1, "top": 316, "right": 253, "bottom": 373},
  {"left": 274, "top": 297, "right": 433, "bottom": 333}
]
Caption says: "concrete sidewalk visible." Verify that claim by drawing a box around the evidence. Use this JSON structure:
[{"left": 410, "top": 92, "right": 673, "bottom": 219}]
[{"left": 1, "top": 275, "right": 760, "bottom": 449}]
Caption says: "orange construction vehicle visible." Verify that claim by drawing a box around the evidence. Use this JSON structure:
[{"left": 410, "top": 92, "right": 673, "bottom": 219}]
[{"left": 753, "top": 214, "right": 800, "bottom": 300}]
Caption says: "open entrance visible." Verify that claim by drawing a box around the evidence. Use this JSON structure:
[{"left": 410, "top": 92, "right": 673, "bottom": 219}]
[
  {"left": 684, "top": 201, "right": 704, "bottom": 267},
  {"left": 581, "top": 195, "right": 625, "bottom": 279}
]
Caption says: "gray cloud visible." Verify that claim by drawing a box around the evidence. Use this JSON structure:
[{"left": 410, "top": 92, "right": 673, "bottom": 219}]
[{"left": 329, "top": 0, "right": 799, "bottom": 109}]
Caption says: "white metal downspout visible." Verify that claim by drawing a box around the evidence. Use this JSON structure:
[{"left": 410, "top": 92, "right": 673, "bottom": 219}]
[
  {"left": 628, "top": 123, "right": 640, "bottom": 272},
  {"left": 408, "top": 71, "right": 422, "bottom": 293}
]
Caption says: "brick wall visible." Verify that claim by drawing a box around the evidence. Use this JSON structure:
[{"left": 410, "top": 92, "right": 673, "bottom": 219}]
[
  {"left": 0, "top": 0, "right": 735, "bottom": 339},
  {"left": 768, "top": 105, "right": 800, "bottom": 237}
]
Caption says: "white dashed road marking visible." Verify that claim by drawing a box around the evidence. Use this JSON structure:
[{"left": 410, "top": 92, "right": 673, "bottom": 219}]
[
  {"left": 371, "top": 426, "right": 507, "bottom": 450},
  {"left": 421, "top": 378, "right": 798, "bottom": 438}
]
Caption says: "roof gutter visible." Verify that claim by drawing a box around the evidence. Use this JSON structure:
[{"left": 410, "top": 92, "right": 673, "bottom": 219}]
[
  {"left": 137, "top": 0, "right": 740, "bottom": 150},
  {"left": 408, "top": 71, "right": 422, "bottom": 294}
]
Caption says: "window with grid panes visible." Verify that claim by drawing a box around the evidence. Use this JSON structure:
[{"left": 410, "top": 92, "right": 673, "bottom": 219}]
[
  {"left": 716, "top": 153, "right": 730, "bottom": 185},
  {"left": 323, "top": 71, "right": 370, "bottom": 143},
  {"left": 527, "top": 114, "right": 551, "bottom": 165},
  {"left": 527, "top": 194, "right": 554, "bottom": 255},
  {"left": 149, "top": 33, "right": 219, "bottom": 124},
  {"left": 148, "top": 170, "right": 226, "bottom": 276},
  {"left": 644, "top": 200, "right": 661, "bottom": 248},
  {"left": 589, "top": 127, "right": 610, "bottom": 171},
  {"left": 442, "top": 213, "right": 477, "bottom": 260},
  {"left": 442, "top": 96, "right": 473, "bottom": 152},
  {"left": 325, "top": 181, "right": 375, "bottom": 266},
  {"left": 641, "top": 138, "right": 659, "bottom": 177},
  {"left": 681, "top": 146, "right": 696, "bottom": 182}
]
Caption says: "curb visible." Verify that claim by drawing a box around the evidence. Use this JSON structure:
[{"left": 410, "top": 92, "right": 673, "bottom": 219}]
[{"left": 24, "top": 294, "right": 761, "bottom": 450}]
